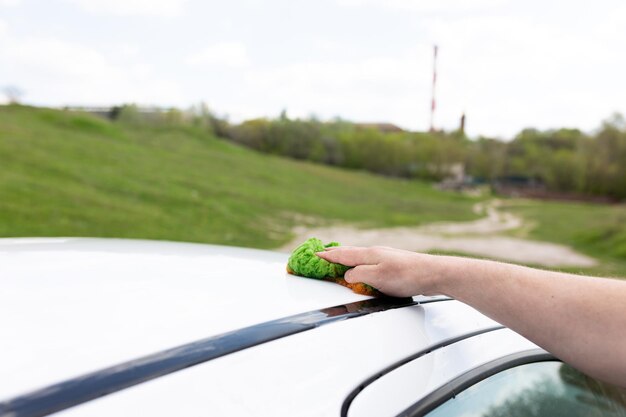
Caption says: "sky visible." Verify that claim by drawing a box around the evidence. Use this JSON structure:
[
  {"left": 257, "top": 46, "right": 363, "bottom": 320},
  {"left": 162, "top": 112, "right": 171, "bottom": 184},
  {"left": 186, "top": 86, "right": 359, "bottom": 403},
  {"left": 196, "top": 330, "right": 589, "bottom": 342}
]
[{"left": 0, "top": 0, "right": 624, "bottom": 138}]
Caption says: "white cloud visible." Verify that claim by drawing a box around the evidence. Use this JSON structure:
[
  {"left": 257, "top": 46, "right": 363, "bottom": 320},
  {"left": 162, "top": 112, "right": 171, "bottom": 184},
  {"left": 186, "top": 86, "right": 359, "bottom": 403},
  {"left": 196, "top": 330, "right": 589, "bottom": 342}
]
[
  {"left": 186, "top": 42, "right": 250, "bottom": 68},
  {"left": 233, "top": 5, "right": 625, "bottom": 137},
  {"left": 8, "top": 38, "right": 112, "bottom": 79},
  {"left": 241, "top": 48, "right": 432, "bottom": 126},
  {"left": 0, "top": 30, "right": 184, "bottom": 105},
  {"left": 420, "top": 13, "right": 626, "bottom": 136},
  {"left": 64, "top": 0, "right": 187, "bottom": 17},
  {"left": 0, "top": 0, "right": 21, "bottom": 7},
  {"left": 246, "top": 54, "right": 426, "bottom": 93},
  {"left": 336, "top": 0, "right": 506, "bottom": 12}
]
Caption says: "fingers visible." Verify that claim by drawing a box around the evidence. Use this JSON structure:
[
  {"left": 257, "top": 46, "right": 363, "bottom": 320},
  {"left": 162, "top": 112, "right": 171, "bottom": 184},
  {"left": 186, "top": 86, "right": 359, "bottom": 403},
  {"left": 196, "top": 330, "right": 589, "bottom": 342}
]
[
  {"left": 316, "top": 246, "right": 384, "bottom": 267},
  {"left": 344, "top": 265, "right": 380, "bottom": 286}
]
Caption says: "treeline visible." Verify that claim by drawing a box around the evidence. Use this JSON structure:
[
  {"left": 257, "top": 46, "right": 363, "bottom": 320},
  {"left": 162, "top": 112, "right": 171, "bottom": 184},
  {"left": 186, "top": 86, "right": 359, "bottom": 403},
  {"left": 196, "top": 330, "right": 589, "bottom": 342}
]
[
  {"left": 111, "top": 105, "right": 626, "bottom": 200},
  {"left": 468, "top": 120, "right": 626, "bottom": 199},
  {"left": 228, "top": 113, "right": 466, "bottom": 180}
]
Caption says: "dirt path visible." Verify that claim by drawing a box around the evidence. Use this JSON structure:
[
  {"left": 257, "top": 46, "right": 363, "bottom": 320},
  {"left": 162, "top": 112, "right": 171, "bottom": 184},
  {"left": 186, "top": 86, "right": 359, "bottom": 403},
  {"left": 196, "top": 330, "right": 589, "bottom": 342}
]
[{"left": 280, "top": 200, "right": 596, "bottom": 268}]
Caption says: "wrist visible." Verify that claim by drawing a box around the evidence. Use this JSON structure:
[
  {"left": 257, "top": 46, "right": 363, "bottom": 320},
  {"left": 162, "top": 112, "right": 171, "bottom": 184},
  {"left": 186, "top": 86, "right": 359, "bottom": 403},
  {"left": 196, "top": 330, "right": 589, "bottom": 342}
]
[{"left": 420, "top": 254, "right": 468, "bottom": 297}]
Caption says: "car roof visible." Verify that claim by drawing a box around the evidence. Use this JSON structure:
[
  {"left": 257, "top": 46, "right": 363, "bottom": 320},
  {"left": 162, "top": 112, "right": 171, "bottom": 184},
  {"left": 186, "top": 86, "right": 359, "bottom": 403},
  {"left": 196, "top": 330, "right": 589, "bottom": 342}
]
[
  {"left": 0, "top": 238, "right": 537, "bottom": 417},
  {"left": 56, "top": 300, "right": 513, "bottom": 417},
  {"left": 0, "top": 237, "right": 372, "bottom": 400}
]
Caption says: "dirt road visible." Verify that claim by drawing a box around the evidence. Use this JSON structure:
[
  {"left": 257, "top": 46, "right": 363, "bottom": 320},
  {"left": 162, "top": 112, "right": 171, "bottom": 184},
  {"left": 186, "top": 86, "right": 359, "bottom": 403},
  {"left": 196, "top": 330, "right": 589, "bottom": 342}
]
[{"left": 281, "top": 200, "right": 596, "bottom": 268}]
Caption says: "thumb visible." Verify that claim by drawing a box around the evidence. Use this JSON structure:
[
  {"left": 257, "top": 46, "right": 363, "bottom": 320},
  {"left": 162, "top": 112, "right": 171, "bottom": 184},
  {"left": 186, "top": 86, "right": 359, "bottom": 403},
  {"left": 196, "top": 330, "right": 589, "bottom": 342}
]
[{"left": 344, "top": 265, "right": 380, "bottom": 287}]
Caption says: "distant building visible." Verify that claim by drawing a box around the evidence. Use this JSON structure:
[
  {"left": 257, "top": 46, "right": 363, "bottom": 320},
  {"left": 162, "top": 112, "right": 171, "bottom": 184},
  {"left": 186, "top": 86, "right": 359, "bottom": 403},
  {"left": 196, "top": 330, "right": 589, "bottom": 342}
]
[{"left": 354, "top": 123, "right": 405, "bottom": 133}]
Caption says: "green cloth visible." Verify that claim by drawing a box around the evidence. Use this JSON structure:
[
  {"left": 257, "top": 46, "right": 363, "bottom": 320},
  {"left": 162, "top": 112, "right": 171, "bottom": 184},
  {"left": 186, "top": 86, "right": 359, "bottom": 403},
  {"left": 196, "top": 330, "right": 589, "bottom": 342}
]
[{"left": 287, "top": 237, "right": 350, "bottom": 279}]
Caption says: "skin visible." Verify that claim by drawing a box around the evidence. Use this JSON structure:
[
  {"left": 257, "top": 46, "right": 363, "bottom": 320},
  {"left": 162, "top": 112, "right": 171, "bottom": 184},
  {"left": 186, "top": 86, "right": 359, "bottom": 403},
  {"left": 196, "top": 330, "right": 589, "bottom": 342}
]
[{"left": 316, "top": 245, "right": 626, "bottom": 388}]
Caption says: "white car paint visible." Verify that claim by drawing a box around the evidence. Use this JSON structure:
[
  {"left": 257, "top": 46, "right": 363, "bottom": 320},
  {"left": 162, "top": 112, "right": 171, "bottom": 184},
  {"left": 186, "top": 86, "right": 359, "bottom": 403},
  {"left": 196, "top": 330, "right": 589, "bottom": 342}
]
[
  {"left": 348, "top": 329, "right": 539, "bottom": 417},
  {"left": 0, "top": 238, "right": 369, "bottom": 399},
  {"left": 56, "top": 301, "right": 502, "bottom": 417}
]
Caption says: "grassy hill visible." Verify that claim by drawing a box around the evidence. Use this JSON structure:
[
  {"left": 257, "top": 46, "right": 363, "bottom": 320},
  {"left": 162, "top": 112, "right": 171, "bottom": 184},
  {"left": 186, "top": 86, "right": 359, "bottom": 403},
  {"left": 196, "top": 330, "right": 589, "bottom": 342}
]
[
  {"left": 0, "top": 105, "right": 479, "bottom": 248},
  {"left": 501, "top": 200, "right": 626, "bottom": 277}
]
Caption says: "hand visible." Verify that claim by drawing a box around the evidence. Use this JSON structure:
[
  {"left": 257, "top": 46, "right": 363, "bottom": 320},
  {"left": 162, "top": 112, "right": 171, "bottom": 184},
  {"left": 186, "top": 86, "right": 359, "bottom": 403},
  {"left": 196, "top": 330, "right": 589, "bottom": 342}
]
[{"left": 316, "top": 246, "right": 441, "bottom": 298}]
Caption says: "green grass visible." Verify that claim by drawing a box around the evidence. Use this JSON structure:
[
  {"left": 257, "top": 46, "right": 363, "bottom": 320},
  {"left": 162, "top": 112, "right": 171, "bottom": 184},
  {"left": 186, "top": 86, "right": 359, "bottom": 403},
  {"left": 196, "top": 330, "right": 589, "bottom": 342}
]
[
  {"left": 500, "top": 200, "right": 626, "bottom": 277},
  {"left": 0, "top": 105, "right": 480, "bottom": 248}
]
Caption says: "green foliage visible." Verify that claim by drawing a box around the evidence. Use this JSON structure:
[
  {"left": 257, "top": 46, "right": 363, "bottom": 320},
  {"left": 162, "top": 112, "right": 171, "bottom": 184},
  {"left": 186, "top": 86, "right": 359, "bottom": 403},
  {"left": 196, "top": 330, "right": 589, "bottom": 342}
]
[
  {"left": 228, "top": 116, "right": 468, "bottom": 181},
  {"left": 464, "top": 137, "right": 506, "bottom": 180},
  {"left": 0, "top": 105, "right": 479, "bottom": 248},
  {"left": 224, "top": 111, "right": 626, "bottom": 200},
  {"left": 474, "top": 122, "right": 626, "bottom": 199},
  {"left": 114, "top": 104, "right": 192, "bottom": 128},
  {"left": 584, "top": 119, "right": 626, "bottom": 198}
]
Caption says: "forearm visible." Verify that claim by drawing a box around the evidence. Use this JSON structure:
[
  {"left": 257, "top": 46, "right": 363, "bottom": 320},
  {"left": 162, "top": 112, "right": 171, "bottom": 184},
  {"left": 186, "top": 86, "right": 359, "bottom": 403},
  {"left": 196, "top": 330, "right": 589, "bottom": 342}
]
[
  {"left": 317, "top": 246, "right": 626, "bottom": 386},
  {"left": 431, "top": 255, "right": 626, "bottom": 387}
]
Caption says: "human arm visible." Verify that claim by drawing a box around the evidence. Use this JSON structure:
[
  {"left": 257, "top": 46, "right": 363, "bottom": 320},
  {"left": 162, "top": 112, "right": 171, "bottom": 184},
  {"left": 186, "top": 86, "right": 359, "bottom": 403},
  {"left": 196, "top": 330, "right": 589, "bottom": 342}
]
[{"left": 316, "top": 246, "right": 626, "bottom": 387}]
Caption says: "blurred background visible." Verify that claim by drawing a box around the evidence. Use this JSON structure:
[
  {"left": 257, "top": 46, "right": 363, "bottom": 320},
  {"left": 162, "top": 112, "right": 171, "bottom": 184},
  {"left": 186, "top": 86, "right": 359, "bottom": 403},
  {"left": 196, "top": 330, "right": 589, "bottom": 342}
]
[{"left": 0, "top": 0, "right": 624, "bottom": 276}]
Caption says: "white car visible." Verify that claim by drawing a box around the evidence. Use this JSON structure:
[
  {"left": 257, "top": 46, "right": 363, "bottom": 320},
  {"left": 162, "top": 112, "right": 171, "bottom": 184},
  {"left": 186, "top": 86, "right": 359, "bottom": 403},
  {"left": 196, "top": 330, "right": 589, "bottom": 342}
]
[{"left": 1, "top": 238, "right": 624, "bottom": 417}]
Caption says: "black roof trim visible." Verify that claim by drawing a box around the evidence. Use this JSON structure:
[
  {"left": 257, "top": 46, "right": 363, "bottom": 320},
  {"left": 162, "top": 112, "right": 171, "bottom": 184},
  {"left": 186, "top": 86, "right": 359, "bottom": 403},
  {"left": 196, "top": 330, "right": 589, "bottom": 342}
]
[
  {"left": 341, "top": 324, "right": 506, "bottom": 417},
  {"left": 0, "top": 296, "right": 450, "bottom": 417}
]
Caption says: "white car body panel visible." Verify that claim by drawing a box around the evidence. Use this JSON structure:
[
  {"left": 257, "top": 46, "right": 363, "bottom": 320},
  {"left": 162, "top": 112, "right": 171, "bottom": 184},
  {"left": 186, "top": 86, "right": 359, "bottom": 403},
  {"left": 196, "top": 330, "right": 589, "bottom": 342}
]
[
  {"left": 348, "top": 328, "right": 540, "bottom": 417},
  {"left": 0, "top": 238, "right": 369, "bottom": 399},
  {"left": 57, "top": 301, "right": 501, "bottom": 417}
]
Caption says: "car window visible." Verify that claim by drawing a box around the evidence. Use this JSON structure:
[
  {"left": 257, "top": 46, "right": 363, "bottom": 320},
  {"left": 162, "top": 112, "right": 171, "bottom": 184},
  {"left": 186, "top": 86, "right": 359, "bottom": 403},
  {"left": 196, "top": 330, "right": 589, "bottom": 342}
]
[{"left": 426, "top": 361, "right": 626, "bottom": 417}]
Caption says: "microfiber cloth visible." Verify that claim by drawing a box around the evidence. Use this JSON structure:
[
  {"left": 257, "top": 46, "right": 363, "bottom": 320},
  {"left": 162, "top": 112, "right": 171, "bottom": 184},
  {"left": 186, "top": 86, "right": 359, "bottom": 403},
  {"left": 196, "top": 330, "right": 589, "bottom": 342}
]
[{"left": 286, "top": 237, "right": 379, "bottom": 296}]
